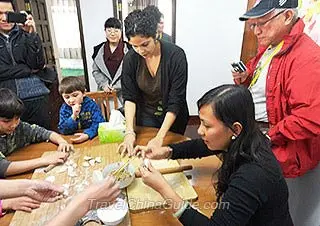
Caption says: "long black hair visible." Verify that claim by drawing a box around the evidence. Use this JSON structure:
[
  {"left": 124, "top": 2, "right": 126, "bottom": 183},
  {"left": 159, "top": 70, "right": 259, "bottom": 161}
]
[
  {"left": 124, "top": 5, "right": 161, "bottom": 40},
  {"left": 197, "top": 85, "right": 271, "bottom": 201}
]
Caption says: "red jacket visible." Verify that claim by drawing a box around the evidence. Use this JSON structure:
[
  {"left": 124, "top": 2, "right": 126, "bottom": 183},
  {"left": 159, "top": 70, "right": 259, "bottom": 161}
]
[{"left": 239, "top": 19, "right": 320, "bottom": 178}]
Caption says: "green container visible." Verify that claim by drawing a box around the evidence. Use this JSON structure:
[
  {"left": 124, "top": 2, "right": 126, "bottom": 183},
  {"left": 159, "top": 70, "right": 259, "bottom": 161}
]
[{"left": 98, "top": 122, "right": 125, "bottom": 143}]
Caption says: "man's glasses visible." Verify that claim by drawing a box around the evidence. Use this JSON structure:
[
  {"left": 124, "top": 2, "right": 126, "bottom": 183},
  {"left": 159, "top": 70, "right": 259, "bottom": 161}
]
[{"left": 248, "top": 10, "right": 286, "bottom": 31}]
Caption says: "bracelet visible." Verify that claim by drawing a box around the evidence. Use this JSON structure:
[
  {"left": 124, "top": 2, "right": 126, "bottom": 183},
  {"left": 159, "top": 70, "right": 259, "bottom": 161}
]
[
  {"left": 124, "top": 130, "right": 136, "bottom": 137},
  {"left": 0, "top": 199, "right": 5, "bottom": 217},
  {"left": 166, "top": 146, "right": 173, "bottom": 159},
  {"left": 173, "top": 201, "right": 189, "bottom": 218}
]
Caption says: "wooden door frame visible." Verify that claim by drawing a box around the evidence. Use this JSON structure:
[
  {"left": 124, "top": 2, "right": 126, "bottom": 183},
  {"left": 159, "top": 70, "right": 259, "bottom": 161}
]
[
  {"left": 240, "top": 0, "right": 258, "bottom": 64},
  {"left": 75, "top": 0, "right": 90, "bottom": 91}
]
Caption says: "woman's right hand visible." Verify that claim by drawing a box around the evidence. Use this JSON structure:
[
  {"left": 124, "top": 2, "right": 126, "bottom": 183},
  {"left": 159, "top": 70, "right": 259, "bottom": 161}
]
[
  {"left": 103, "top": 84, "right": 114, "bottom": 94},
  {"left": 134, "top": 145, "right": 172, "bottom": 159},
  {"left": 80, "top": 176, "right": 121, "bottom": 210},
  {"left": 231, "top": 70, "right": 249, "bottom": 83},
  {"left": 117, "top": 133, "right": 136, "bottom": 157},
  {"left": 2, "top": 197, "right": 41, "bottom": 213}
]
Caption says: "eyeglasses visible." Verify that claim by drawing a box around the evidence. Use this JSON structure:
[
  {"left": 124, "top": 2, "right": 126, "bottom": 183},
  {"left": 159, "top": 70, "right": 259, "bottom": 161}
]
[
  {"left": 248, "top": 10, "right": 285, "bottom": 31},
  {"left": 106, "top": 28, "right": 121, "bottom": 33}
]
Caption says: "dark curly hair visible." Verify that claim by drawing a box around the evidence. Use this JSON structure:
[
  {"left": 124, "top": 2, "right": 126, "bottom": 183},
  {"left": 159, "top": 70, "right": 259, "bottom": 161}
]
[
  {"left": 124, "top": 5, "right": 161, "bottom": 40},
  {"left": 197, "top": 85, "right": 272, "bottom": 202}
]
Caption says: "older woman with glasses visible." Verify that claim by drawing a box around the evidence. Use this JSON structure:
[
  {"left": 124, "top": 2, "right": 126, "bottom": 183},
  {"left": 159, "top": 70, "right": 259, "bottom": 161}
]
[
  {"left": 118, "top": 5, "right": 189, "bottom": 156},
  {"left": 92, "top": 17, "right": 131, "bottom": 105}
]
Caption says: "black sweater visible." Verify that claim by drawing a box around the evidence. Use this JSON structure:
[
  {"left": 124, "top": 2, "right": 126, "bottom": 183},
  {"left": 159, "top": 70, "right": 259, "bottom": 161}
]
[
  {"left": 121, "top": 40, "right": 189, "bottom": 134},
  {"left": 169, "top": 139, "right": 293, "bottom": 226}
]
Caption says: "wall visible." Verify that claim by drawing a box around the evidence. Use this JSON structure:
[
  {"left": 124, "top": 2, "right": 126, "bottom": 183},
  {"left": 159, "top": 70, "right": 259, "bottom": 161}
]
[
  {"left": 79, "top": 0, "right": 113, "bottom": 91},
  {"left": 176, "top": 0, "right": 247, "bottom": 114},
  {"left": 81, "top": 0, "right": 247, "bottom": 114}
]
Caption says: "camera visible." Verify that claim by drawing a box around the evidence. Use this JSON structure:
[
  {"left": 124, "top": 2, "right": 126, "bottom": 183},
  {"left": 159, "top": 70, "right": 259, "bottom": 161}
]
[
  {"left": 6, "top": 12, "right": 27, "bottom": 24},
  {"left": 231, "top": 61, "right": 247, "bottom": 73}
]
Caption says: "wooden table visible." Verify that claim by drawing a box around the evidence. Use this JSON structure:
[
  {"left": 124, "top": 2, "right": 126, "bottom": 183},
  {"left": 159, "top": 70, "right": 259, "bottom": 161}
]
[{"left": 0, "top": 126, "right": 221, "bottom": 226}]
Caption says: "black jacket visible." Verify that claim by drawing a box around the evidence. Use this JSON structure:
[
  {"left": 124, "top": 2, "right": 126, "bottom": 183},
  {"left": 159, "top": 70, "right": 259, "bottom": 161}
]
[
  {"left": 121, "top": 40, "right": 189, "bottom": 134},
  {"left": 0, "top": 25, "right": 45, "bottom": 93}
]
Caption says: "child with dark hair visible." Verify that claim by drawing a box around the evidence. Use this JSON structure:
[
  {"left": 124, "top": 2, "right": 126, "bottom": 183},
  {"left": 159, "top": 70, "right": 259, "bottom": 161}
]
[
  {"left": 119, "top": 5, "right": 189, "bottom": 156},
  {"left": 58, "top": 76, "right": 105, "bottom": 144},
  {"left": 0, "top": 88, "right": 72, "bottom": 179},
  {"left": 0, "top": 88, "right": 73, "bottom": 214},
  {"left": 92, "top": 17, "right": 131, "bottom": 107}
]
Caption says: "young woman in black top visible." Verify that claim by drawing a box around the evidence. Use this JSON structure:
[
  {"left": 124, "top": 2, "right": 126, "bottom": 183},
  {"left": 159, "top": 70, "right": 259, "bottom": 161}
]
[
  {"left": 134, "top": 85, "right": 292, "bottom": 225},
  {"left": 119, "top": 6, "right": 189, "bottom": 156}
]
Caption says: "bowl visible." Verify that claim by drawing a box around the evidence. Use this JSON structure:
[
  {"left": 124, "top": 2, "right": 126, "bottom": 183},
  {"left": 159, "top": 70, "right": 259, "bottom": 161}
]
[
  {"left": 96, "top": 198, "right": 128, "bottom": 225},
  {"left": 103, "top": 162, "right": 135, "bottom": 189}
]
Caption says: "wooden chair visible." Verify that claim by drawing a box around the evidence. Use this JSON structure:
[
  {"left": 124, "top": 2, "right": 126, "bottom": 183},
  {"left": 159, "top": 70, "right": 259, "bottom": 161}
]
[{"left": 86, "top": 91, "right": 118, "bottom": 121}]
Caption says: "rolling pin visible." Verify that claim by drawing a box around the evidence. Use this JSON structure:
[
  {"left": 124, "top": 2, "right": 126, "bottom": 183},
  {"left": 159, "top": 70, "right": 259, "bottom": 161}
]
[
  {"left": 44, "top": 164, "right": 56, "bottom": 173},
  {"left": 135, "top": 165, "right": 193, "bottom": 178}
]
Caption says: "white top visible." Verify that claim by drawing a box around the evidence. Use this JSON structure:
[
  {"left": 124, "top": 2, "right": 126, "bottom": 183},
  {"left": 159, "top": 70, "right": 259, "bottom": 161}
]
[{"left": 249, "top": 46, "right": 278, "bottom": 122}]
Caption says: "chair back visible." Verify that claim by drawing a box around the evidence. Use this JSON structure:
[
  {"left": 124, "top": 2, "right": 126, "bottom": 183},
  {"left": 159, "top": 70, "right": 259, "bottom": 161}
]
[{"left": 86, "top": 91, "right": 118, "bottom": 121}]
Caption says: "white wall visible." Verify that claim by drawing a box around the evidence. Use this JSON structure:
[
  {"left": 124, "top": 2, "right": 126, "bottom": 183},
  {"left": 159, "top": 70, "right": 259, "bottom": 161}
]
[
  {"left": 80, "top": 0, "right": 247, "bottom": 114},
  {"left": 176, "top": 0, "right": 247, "bottom": 114},
  {"left": 79, "top": 0, "right": 113, "bottom": 91}
]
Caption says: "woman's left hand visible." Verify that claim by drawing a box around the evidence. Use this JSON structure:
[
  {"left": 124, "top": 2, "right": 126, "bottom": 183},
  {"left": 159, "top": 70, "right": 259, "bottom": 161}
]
[
  {"left": 139, "top": 161, "right": 168, "bottom": 192},
  {"left": 147, "top": 136, "right": 164, "bottom": 151}
]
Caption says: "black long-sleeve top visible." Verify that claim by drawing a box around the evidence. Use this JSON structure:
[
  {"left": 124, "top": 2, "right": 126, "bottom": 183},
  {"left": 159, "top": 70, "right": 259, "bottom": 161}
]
[
  {"left": 121, "top": 40, "right": 189, "bottom": 134},
  {"left": 169, "top": 139, "right": 293, "bottom": 226}
]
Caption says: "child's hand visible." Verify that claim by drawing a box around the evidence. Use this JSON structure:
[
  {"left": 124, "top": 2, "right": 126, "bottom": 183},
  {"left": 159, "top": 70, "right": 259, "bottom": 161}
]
[
  {"left": 57, "top": 142, "right": 74, "bottom": 152},
  {"left": 71, "top": 104, "right": 81, "bottom": 120},
  {"left": 70, "top": 133, "right": 89, "bottom": 144},
  {"left": 41, "top": 151, "right": 68, "bottom": 165},
  {"left": 2, "top": 196, "right": 41, "bottom": 213}
]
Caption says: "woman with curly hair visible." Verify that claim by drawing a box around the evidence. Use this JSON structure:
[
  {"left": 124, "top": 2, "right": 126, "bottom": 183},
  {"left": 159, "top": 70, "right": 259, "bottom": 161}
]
[
  {"left": 119, "top": 5, "right": 189, "bottom": 155},
  {"left": 134, "top": 85, "right": 292, "bottom": 225}
]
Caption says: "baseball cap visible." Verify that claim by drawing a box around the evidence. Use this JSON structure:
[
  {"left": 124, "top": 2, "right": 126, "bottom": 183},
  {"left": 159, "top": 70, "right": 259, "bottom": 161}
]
[{"left": 239, "top": 0, "right": 298, "bottom": 21}]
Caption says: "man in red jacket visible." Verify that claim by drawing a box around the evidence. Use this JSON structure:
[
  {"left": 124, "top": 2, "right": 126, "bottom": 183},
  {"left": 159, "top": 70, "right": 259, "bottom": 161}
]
[{"left": 233, "top": 0, "right": 320, "bottom": 225}]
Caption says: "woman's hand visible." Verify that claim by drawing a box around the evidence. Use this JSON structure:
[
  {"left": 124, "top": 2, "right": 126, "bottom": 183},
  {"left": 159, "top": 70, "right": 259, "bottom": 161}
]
[
  {"left": 134, "top": 145, "right": 172, "bottom": 159},
  {"left": 147, "top": 136, "right": 163, "bottom": 150},
  {"left": 139, "top": 161, "right": 169, "bottom": 193},
  {"left": 103, "top": 84, "right": 114, "bottom": 94},
  {"left": 2, "top": 197, "right": 41, "bottom": 213},
  {"left": 41, "top": 151, "right": 68, "bottom": 166},
  {"left": 70, "top": 133, "right": 89, "bottom": 144},
  {"left": 80, "top": 176, "right": 121, "bottom": 210},
  {"left": 117, "top": 133, "right": 136, "bottom": 157},
  {"left": 24, "top": 180, "right": 64, "bottom": 203}
]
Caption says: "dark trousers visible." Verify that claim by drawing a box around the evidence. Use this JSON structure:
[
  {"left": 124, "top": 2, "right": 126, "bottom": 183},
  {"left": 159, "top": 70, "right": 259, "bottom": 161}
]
[{"left": 21, "top": 95, "right": 50, "bottom": 129}]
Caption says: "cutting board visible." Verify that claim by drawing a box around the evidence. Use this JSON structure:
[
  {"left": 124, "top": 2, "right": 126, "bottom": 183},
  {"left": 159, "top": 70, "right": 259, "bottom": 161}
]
[
  {"left": 9, "top": 144, "right": 131, "bottom": 226},
  {"left": 127, "top": 170, "right": 197, "bottom": 212}
]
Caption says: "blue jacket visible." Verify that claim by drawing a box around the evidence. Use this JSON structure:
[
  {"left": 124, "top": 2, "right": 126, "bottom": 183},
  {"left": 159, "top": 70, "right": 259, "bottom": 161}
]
[{"left": 58, "top": 96, "right": 105, "bottom": 139}]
